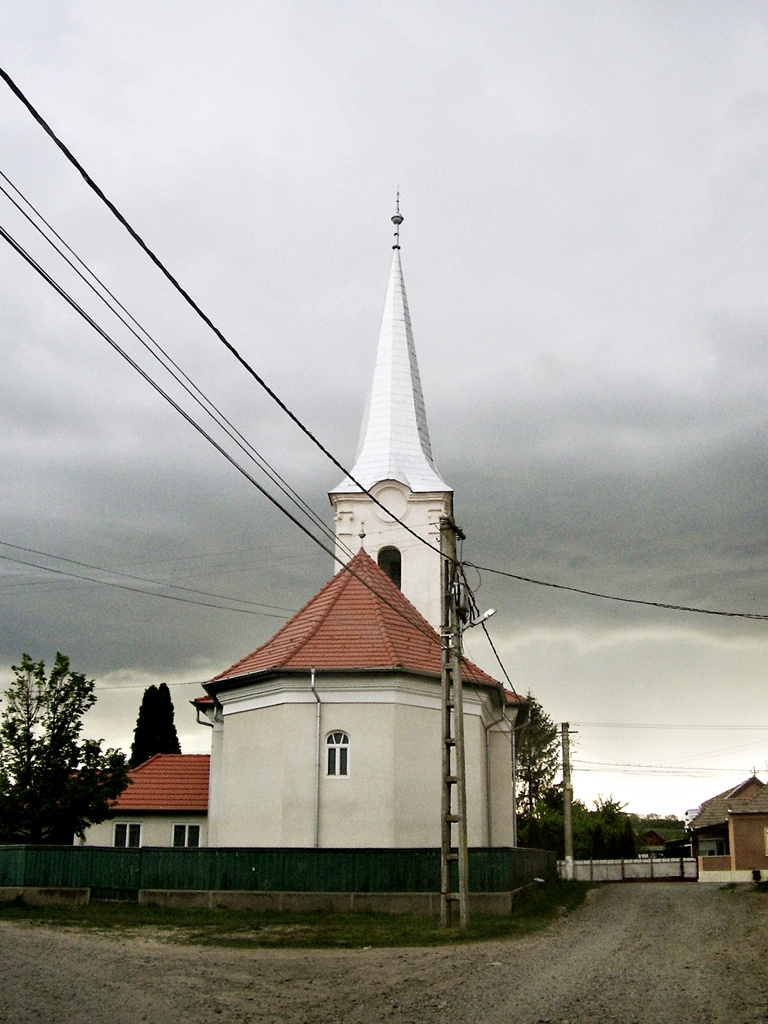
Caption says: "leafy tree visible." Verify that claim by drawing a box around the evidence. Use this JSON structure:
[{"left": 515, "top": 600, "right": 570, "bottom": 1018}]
[
  {"left": 591, "top": 797, "right": 637, "bottom": 859},
  {"left": 516, "top": 694, "right": 559, "bottom": 819},
  {"left": 0, "top": 653, "right": 129, "bottom": 844},
  {"left": 129, "top": 682, "right": 181, "bottom": 767},
  {"left": 520, "top": 786, "right": 638, "bottom": 859}
]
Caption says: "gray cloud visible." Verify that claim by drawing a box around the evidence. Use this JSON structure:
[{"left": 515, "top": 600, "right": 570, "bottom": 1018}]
[{"left": 1, "top": 1, "right": 766, "bottom": 814}]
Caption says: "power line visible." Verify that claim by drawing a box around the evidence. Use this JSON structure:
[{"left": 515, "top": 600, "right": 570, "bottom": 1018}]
[
  {"left": 0, "top": 540, "right": 296, "bottom": 615},
  {"left": 0, "top": 66, "right": 417, "bottom": 547},
  {"left": 575, "top": 722, "right": 768, "bottom": 732},
  {"left": 0, "top": 220, "right": 464, "bottom": 667},
  {"left": 0, "top": 167, "right": 476, "bottom": 672},
  {"left": 0, "top": 168, "right": 348, "bottom": 563},
  {"left": 573, "top": 761, "right": 764, "bottom": 778},
  {"left": 0, "top": 218, "right": 346, "bottom": 564},
  {"left": 464, "top": 561, "right": 768, "bottom": 622},
  {"left": 0, "top": 551, "right": 289, "bottom": 618},
  {"left": 2, "top": 66, "right": 766, "bottom": 629}
]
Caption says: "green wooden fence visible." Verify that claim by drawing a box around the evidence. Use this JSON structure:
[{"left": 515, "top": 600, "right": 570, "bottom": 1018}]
[{"left": 0, "top": 845, "right": 555, "bottom": 900}]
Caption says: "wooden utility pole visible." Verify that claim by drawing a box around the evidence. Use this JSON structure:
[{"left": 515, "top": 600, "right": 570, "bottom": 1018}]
[
  {"left": 439, "top": 517, "right": 469, "bottom": 929},
  {"left": 562, "top": 722, "right": 574, "bottom": 880}
]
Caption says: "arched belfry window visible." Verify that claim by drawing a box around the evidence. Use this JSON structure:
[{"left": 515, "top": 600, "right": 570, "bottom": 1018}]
[
  {"left": 378, "top": 546, "right": 402, "bottom": 589},
  {"left": 326, "top": 731, "right": 349, "bottom": 776}
]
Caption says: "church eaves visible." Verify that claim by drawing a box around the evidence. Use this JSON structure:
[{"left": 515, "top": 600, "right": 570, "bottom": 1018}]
[{"left": 332, "top": 217, "right": 450, "bottom": 495}]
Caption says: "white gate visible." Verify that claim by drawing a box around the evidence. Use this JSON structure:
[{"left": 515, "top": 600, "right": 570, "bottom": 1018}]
[{"left": 559, "top": 858, "right": 697, "bottom": 881}]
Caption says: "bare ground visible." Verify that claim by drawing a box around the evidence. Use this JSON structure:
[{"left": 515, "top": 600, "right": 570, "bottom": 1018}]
[{"left": 1, "top": 883, "right": 766, "bottom": 1024}]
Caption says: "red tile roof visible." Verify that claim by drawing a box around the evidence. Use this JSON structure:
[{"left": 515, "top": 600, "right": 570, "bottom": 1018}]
[
  {"left": 113, "top": 754, "right": 209, "bottom": 813},
  {"left": 210, "top": 549, "right": 519, "bottom": 701}
]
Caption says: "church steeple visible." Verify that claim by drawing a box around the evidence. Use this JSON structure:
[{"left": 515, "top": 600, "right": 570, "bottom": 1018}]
[
  {"left": 329, "top": 206, "right": 452, "bottom": 630},
  {"left": 332, "top": 205, "right": 450, "bottom": 495}
]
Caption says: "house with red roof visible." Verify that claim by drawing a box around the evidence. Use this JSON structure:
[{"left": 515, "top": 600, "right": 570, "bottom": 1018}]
[
  {"left": 688, "top": 776, "right": 768, "bottom": 882},
  {"left": 195, "top": 209, "right": 527, "bottom": 849},
  {"left": 81, "top": 753, "right": 209, "bottom": 848}
]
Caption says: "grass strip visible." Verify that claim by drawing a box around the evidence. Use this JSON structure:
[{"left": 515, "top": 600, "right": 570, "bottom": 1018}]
[{"left": 0, "top": 880, "right": 591, "bottom": 949}]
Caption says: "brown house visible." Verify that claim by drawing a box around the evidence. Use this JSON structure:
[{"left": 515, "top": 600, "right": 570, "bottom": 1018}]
[
  {"left": 688, "top": 776, "right": 768, "bottom": 883},
  {"left": 643, "top": 829, "right": 667, "bottom": 857}
]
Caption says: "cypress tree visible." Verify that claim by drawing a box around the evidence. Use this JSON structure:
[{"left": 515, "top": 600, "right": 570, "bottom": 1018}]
[{"left": 129, "top": 683, "right": 181, "bottom": 767}]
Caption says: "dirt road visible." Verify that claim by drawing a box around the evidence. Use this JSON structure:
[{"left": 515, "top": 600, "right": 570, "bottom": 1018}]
[{"left": 1, "top": 883, "right": 766, "bottom": 1024}]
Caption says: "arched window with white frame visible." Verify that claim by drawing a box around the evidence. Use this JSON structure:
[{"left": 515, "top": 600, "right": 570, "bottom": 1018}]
[{"left": 326, "top": 731, "right": 349, "bottom": 776}]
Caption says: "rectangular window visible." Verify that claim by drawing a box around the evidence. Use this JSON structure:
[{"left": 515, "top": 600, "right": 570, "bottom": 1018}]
[
  {"left": 699, "top": 838, "right": 726, "bottom": 857},
  {"left": 764, "top": 828, "right": 768, "bottom": 858},
  {"left": 114, "top": 822, "right": 141, "bottom": 848},
  {"left": 173, "top": 824, "right": 201, "bottom": 848},
  {"left": 327, "top": 747, "right": 337, "bottom": 776}
]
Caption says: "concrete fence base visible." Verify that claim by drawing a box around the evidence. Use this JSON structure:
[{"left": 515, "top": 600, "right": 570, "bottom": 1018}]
[
  {"left": 0, "top": 885, "right": 534, "bottom": 915},
  {"left": 0, "top": 886, "right": 90, "bottom": 906}
]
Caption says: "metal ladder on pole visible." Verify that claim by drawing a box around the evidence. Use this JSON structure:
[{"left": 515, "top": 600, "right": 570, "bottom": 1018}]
[{"left": 440, "top": 518, "right": 469, "bottom": 929}]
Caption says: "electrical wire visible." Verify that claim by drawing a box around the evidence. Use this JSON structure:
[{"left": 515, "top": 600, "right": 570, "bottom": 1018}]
[
  {"left": 572, "top": 761, "right": 764, "bottom": 778},
  {"left": 0, "top": 219, "right": 346, "bottom": 560},
  {"left": 0, "top": 551, "right": 289, "bottom": 617},
  {"left": 0, "top": 222, "right": 472, "bottom": 673},
  {"left": 0, "top": 169, "right": 479, "bottom": 679},
  {"left": 575, "top": 722, "right": 768, "bottom": 732},
  {"left": 0, "top": 168, "right": 349, "bottom": 563},
  {"left": 0, "top": 66, "right": 431, "bottom": 554},
  {"left": 2, "top": 66, "right": 766, "bottom": 628},
  {"left": 0, "top": 540, "right": 297, "bottom": 615},
  {"left": 463, "top": 561, "right": 768, "bottom": 621}
]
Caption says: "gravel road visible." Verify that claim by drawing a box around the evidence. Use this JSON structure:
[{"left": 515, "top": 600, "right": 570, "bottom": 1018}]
[{"left": 1, "top": 883, "right": 766, "bottom": 1024}]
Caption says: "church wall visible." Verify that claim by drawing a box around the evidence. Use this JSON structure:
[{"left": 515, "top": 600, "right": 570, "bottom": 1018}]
[
  {"left": 392, "top": 701, "right": 442, "bottom": 846},
  {"left": 206, "top": 676, "right": 516, "bottom": 849},
  {"left": 213, "top": 702, "right": 316, "bottom": 847},
  {"left": 317, "top": 701, "right": 397, "bottom": 847},
  {"left": 206, "top": 721, "right": 225, "bottom": 847},
  {"left": 488, "top": 729, "right": 515, "bottom": 846},
  {"left": 463, "top": 710, "right": 489, "bottom": 847}
]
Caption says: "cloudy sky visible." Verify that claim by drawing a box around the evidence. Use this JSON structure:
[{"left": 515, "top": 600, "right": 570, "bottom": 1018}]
[{"left": 1, "top": 1, "right": 766, "bottom": 817}]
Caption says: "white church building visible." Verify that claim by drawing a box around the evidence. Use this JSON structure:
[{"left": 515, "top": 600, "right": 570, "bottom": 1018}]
[{"left": 197, "top": 209, "right": 526, "bottom": 849}]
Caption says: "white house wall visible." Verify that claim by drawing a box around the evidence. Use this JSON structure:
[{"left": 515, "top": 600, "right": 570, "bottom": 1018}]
[{"left": 80, "top": 814, "right": 208, "bottom": 847}]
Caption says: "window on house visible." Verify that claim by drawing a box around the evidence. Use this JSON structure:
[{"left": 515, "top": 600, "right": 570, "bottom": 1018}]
[
  {"left": 114, "top": 822, "right": 141, "bottom": 848},
  {"left": 764, "top": 828, "right": 768, "bottom": 858},
  {"left": 699, "top": 838, "right": 726, "bottom": 857},
  {"left": 378, "top": 546, "right": 402, "bottom": 589},
  {"left": 173, "top": 824, "right": 201, "bottom": 848},
  {"left": 326, "top": 731, "right": 349, "bottom": 776}
]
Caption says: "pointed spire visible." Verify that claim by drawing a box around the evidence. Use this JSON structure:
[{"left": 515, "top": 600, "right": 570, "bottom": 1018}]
[{"left": 333, "top": 205, "right": 450, "bottom": 494}]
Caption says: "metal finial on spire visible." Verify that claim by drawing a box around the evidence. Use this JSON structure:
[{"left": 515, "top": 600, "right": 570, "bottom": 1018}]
[{"left": 391, "top": 192, "right": 403, "bottom": 250}]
